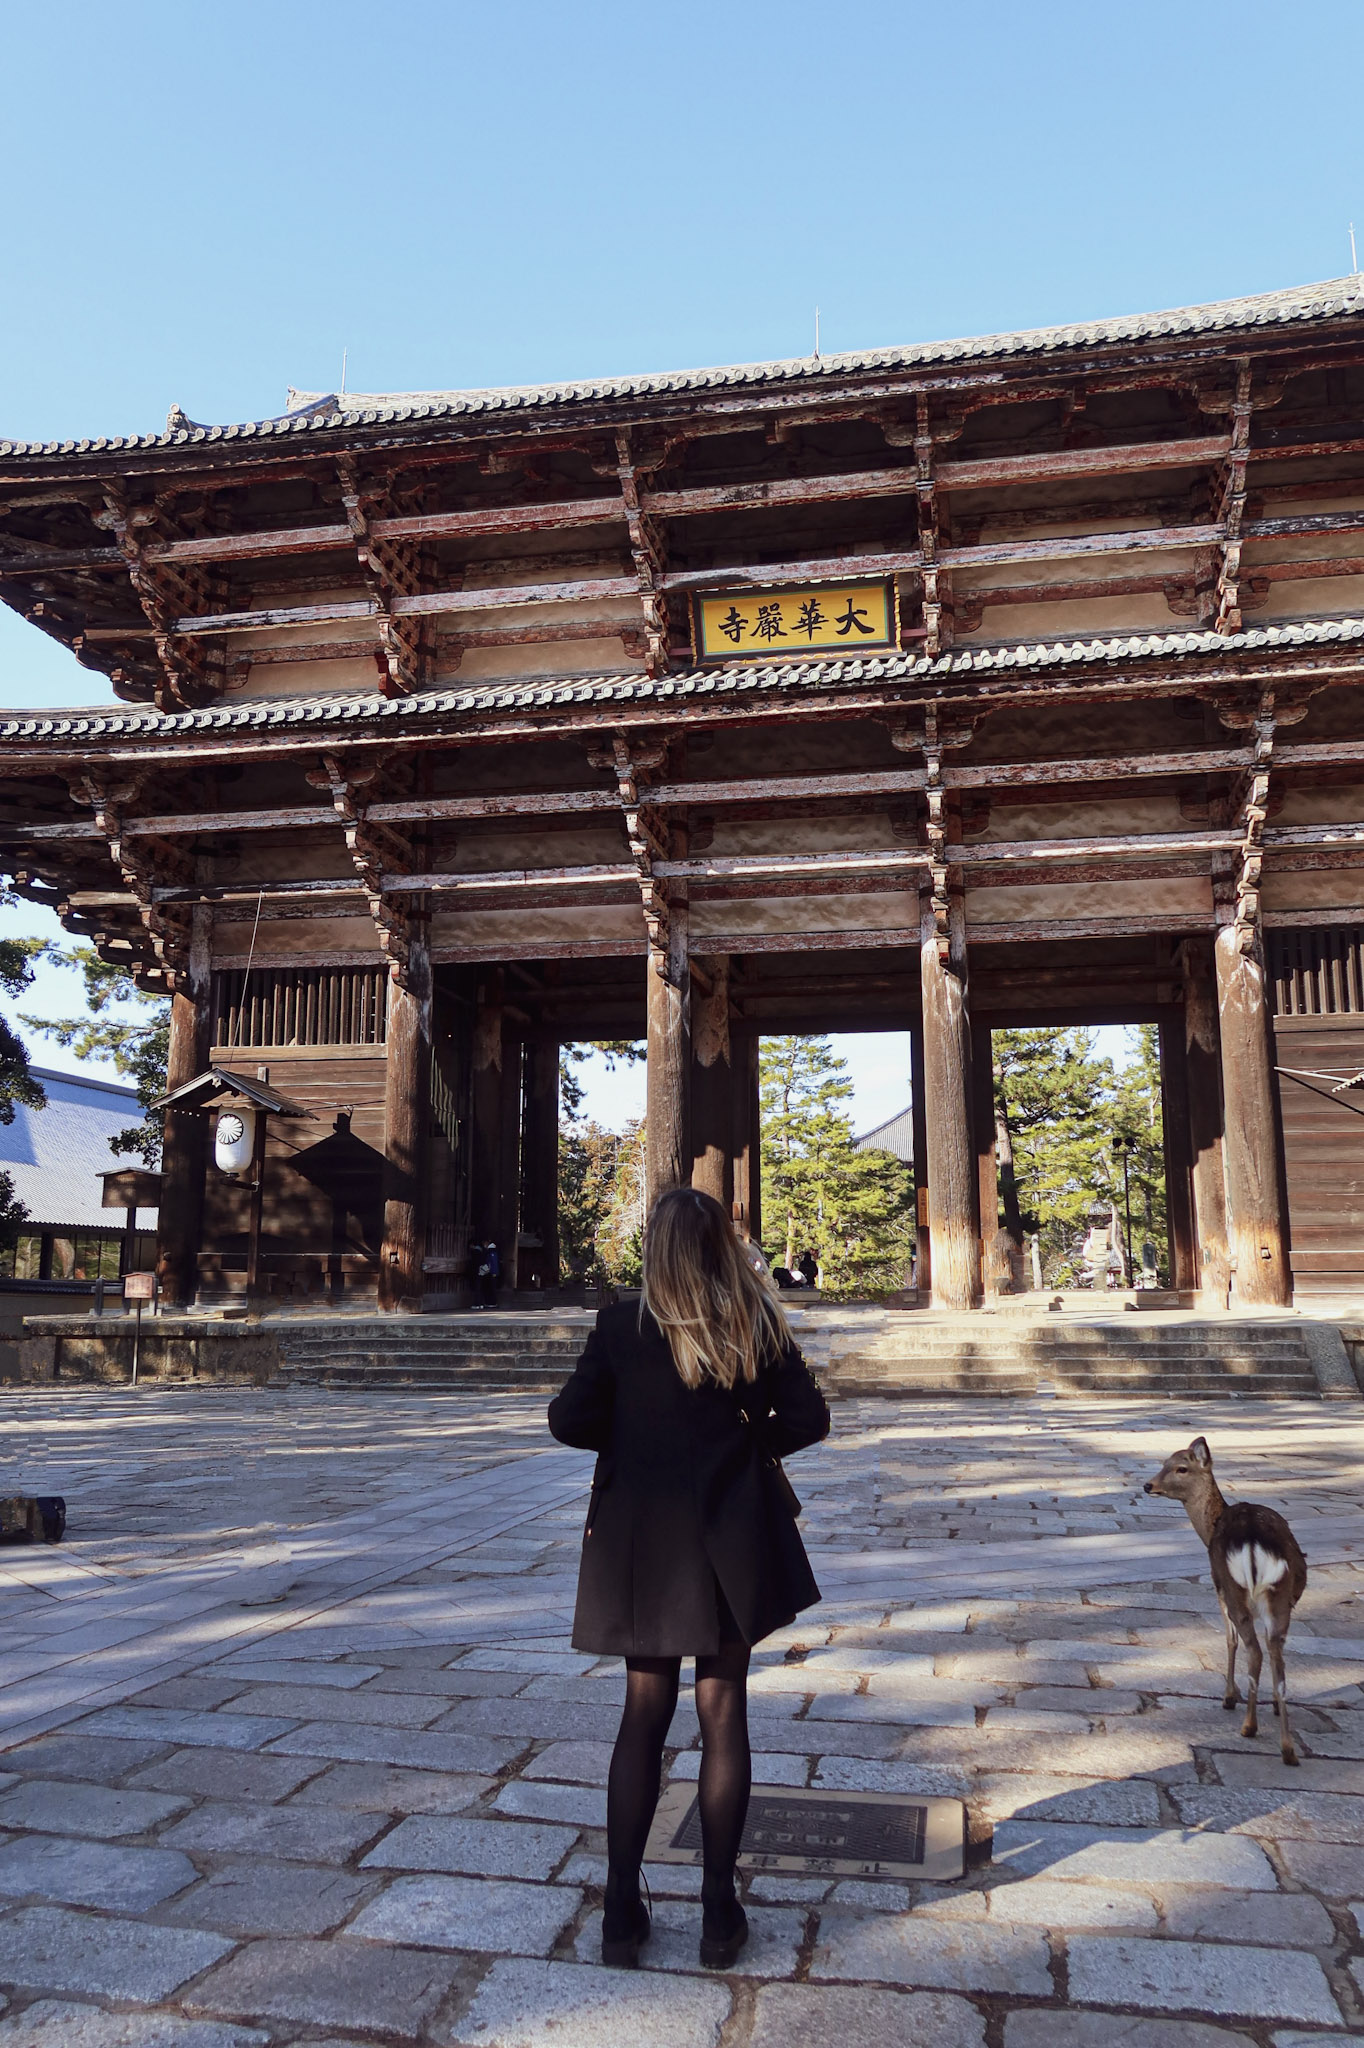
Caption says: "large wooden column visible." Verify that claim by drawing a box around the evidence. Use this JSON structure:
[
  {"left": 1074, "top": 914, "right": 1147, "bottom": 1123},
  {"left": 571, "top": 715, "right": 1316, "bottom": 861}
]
[
  {"left": 1215, "top": 924, "right": 1291, "bottom": 1306},
  {"left": 645, "top": 904, "right": 690, "bottom": 1210},
  {"left": 379, "top": 936, "right": 432, "bottom": 1313},
  {"left": 920, "top": 896, "right": 981, "bottom": 1310},
  {"left": 520, "top": 1039, "right": 559, "bottom": 1289},
  {"left": 691, "top": 955, "right": 732, "bottom": 1209},
  {"left": 470, "top": 977, "right": 506, "bottom": 1244},
  {"left": 157, "top": 905, "right": 212, "bottom": 1307},
  {"left": 909, "top": 1018, "right": 930, "bottom": 1294},
  {"left": 1179, "top": 938, "right": 1231, "bottom": 1304},
  {"left": 496, "top": 1028, "right": 523, "bottom": 1266},
  {"left": 731, "top": 1032, "right": 762, "bottom": 1243},
  {"left": 1158, "top": 1016, "right": 1199, "bottom": 1294}
]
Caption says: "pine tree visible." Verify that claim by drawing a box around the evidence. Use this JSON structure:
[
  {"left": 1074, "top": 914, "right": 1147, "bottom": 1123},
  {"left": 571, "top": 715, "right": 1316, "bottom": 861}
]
[
  {"left": 22, "top": 945, "right": 168, "bottom": 1165},
  {"left": 759, "top": 1036, "right": 914, "bottom": 1294}
]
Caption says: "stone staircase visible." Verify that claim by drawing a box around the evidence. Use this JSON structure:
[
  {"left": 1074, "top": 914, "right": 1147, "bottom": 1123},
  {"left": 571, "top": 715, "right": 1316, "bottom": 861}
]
[
  {"left": 821, "top": 1314, "right": 1325, "bottom": 1399},
  {"left": 273, "top": 1314, "right": 593, "bottom": 1392}
]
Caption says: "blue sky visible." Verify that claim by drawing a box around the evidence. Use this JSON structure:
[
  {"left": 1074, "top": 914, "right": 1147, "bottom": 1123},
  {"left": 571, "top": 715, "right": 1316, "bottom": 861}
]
[{"left": 3, "top": 0, "right": 1359, "bottom": 1116}]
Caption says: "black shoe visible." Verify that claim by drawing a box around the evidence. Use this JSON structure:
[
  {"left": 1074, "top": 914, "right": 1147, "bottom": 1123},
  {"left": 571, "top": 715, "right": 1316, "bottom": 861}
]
[
  {"left": 699, "top": 1895, "right": 748, "bottom": 1970},
  {"left": 601, "top": 1882, "right": 651, "bottom": 1969}
]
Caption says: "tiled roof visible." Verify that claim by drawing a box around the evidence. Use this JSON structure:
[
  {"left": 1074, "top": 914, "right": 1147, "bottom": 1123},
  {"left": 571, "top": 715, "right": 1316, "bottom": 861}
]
[
  {"left": 854, "top": 1106, "right": 914, "bottom": 1165},
  {"left": 0, "top": 1067, "right": 155, "bottom": 1230},
  {"left": 4, "top": 277, "right": 1362, "bottom": 460},
  {"left": 2, "top": 614, "right": 1362, "bottom": 745}
]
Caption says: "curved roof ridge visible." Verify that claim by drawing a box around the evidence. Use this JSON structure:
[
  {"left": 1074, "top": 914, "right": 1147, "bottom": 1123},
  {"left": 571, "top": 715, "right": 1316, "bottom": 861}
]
[
  {"left": 4, "top": 613, "right": 1361, "bottom": 740},
  {"left": 4, "top": 276, "right": 1362, "bottom": 461}
]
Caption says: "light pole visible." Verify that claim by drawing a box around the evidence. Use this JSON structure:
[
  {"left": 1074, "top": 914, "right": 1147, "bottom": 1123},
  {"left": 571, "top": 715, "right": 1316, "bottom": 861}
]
[{"left": 1111, "top": 1134, "right": 1136, "bottom": 1287}]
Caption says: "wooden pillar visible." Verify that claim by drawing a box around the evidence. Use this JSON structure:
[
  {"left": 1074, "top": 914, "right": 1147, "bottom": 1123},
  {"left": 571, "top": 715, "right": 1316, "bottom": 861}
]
[
  {"left": 1215, "top": 924, "right": 1291, "bottom": 1307},
  {"left": 520, "top": 1039, "right": 559, "bottom": 1290},
  {"left": 910, "top": 1017, "right": 929, "bottom": 1294},
  {"left": 1159, "top": 1016, "right": 1199, "bottom": 1294},
  {"left": 1180, "top": 938, "right": 1231, "bottom": 1305},
  {"left": 157, "top": 904, "right": 211, "bottom": 1308},
  {"left": 497, "top": 1027, "right": 523, "bottom": 1270},
  {"left": 379, "top": 936, "right": 431, "bottom": 1313},
  {"left": 645, "top": 900, "right": 690, "bottom": 1211},
  {"left": 920, "top": 896, "right": 981, "bottom": 1310},
  {"left": 691, "top": 955, "right": 733, "bottom": 1209},
  {"left": 470, "top": 977, "right": 505, "bottom": 1243},
  {"left": 731, "top": 1032, "right": 762, "bottom": 1244},
  {"left": 972, "top": 1025, "right": 998, "bottom": 1249}
]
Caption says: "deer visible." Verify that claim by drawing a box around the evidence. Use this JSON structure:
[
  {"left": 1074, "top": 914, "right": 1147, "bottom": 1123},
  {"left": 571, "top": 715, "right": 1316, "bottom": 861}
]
[{"left": 1144, "top": 1436, "right": 1307, "bottom": 1765}]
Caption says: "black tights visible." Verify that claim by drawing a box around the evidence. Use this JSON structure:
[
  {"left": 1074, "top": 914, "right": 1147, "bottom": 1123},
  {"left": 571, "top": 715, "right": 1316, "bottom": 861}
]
[{"left": 606, "top": 1641, "right": 752, "bottom": 1902}]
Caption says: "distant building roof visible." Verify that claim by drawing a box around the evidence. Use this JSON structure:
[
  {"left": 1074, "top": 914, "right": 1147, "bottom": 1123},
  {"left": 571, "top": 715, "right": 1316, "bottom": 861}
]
[
  {"left": 854, "top": 1106, "right": 914, "bottom": 1167},
  {"left": 0, "top": 1067, "right": 155, "bottom": 1230}
]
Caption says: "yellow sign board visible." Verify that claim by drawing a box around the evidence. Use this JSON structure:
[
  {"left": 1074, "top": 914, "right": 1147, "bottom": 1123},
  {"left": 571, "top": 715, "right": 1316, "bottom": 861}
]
[{"left": 693, "top": 580, "right": 896, "bottom": 663}]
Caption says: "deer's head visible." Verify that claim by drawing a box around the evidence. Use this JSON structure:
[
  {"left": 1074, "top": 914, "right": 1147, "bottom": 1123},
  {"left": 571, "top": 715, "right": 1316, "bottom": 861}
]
[{"left": 1144, "top": 1435, "right": 1214, "bottom": 1502}]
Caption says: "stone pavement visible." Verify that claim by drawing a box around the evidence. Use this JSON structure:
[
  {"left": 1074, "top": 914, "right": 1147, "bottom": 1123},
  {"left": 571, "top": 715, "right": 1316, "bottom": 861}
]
[{"left": 0, "top": 1386, "right": 1362, "bottom": 2046}]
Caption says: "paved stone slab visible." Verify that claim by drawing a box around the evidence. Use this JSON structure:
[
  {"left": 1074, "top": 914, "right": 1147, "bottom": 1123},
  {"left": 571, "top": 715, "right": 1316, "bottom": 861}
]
[
  {"left": 132, "top": 1678, "right": 252, "bottom": 1712},
  {"left": 208, "top": 1658, "right": 383, "bottom": 1688},
  {"left": 74, "top": 1709, "right": 298, "bottom": 1752},
  {"left": 184, "top": 1938, "right": 465, "bottom": 2039},
  {"left": 361, "top": 1814, "right": 577, "bottom": 1879},
  {"left": 574, "top": 1901, "right": 804, "bottom": 1978},
  {"left": 1171, "top": 1783, "right": 1364, "bottom": 1843},
  {"left": 750, "top": 1983, "right": 986, "bottom": 2048},
  {"left": 0, "top": 1735, "right": 171, "bottom": 1781},
  {"left": 1156, "top": 1885, "right": 1335, "bottom": 1945},
  {"left": 225, "top": 1683, "right": 449, "bottom": 1728},
  {"left": 0, "top": 1906, "right": 232, "bottom": 2001},
  {"left": 990, "top": 1822, "right": 1278, "bottom": 1888},
  {"left": 813, "top": 1912, "right": 1051, "bottom": 1993},
  {"left": 163, "top": 1860, "right": 379, "bottom": 1936},
  {"left": 1066, "top": 1935, "right": 1340, "bottom": 2024},
  {"left": 1005, "top": 2018, "right": 1256, "bottom": 2047},
  {"left": 160, "top": 1799, "right": 384, "bottom": 1864},
  {"left": 670, "top": 1749, "right": 811, "bottom": 1786},
  {"left": 0, "top": 2002, "right": 268, "bottom": 2047},
  {"left": 447, "top": 1956, "right": 730, "bottom": 2046},
  {"left": 0, "top": 1832, "right": 197, "bottom": 1910},
  {"left": 976, "top": 1774, "right": 1162, "bottom": 1826},
  {"left": 290, "top": 1762, "right": 494, "bottom": 1814},
  {"left": 129, "top": 1747, "right": 324, "bottom": 1803},
  {"left": 492, "top": 1780, "right": 606, "bottom": 1827},
  {"left": 977, "top": 1876, "right": 1157, "bottom": 1929},
  {"left": 1273, "top": 2035, "right": 1364, "bottom": 2047},
  {"left": 265, "top": 1721, "right": 520, "bottom": 1773},
  {"left": 1275, "top": 1839, "right": 1364, "bottom": 1894},
  {"left": 348, "top": 1872, "right": 580, "bottom": 1956},
  {"left": 521, "top": 1740, "right": 616, "bottom": 1785},
  {"left": 0, "top": 1777, "right": 189, "bottom": 1839}
]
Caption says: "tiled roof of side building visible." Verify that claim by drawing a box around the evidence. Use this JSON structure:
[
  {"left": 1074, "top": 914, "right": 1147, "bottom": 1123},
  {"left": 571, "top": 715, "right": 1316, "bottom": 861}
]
[
  {"left": 0, "top": 1067, "right": 156, "bottom": 1231},
  {"left": 3, "top": 614, "right": 1363, "bottom": 743},
  {"left": 3, "top": 277, "right": 1362, "bottom": 459}
]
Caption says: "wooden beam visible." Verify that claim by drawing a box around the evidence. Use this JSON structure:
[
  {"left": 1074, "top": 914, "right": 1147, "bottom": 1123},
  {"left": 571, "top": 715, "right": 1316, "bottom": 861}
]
[{"left": 935, "top": 434, "right": 1232, "bottom": 491}]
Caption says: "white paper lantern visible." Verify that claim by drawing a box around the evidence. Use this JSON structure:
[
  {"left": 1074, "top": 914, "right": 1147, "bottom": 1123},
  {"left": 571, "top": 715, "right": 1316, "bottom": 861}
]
[{"left": 214, "top": 1105, "right": 256, "bottom": 1174}]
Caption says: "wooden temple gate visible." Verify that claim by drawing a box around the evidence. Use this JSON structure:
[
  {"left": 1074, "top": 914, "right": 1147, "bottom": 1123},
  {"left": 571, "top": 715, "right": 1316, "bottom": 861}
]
[{"left": 3, "top": 277, "right": 1364, "bottom": 1312}]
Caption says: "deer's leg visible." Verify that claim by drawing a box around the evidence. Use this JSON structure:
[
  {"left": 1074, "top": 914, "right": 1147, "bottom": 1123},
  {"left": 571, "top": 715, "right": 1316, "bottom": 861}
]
[
  {"left": 1268, "top": 1627, "right": 1296, "bottom": 1765},
  {"left": 1220, "top": 1606, "right": 1240, "bottom": 1710},
  {"left": 1236, "top": 1615, "right": 1262, "bottom": 1740}
]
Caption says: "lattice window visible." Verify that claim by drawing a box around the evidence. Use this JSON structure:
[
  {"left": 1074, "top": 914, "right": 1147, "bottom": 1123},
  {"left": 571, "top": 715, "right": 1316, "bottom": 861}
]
[
  {"left": 211, "top": 966, "right": 389, "bottom": 1048},
  {"left": 1267, "top": 927, "right": 1364, "bottom": 1016}
]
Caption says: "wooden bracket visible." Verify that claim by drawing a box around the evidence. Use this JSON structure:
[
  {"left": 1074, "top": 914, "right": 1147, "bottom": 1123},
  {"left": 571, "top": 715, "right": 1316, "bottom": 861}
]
[
  {"left": 69, "top": 769, "right": 190, "bottom": 983},
  {"left": 615, "top": 431, "right": 671, "bottom": 676},
  {"left": 93, "top": 485, "right": 225, "bottom": 711},
  {"left": 309, "top": 751, "right": 420, "bottom": 981},
  {"left": 337, "top": 456, "right": 435, "bottom": 698},
  {"left": 592, "top": 732, "right": 673, "bottom": 966}
]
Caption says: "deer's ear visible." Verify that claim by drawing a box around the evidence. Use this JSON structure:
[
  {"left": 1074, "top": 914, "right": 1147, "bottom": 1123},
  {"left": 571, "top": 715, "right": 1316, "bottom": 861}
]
[{"left": 1189, "top": 1436, "right": 1212, "bottom": 1468}]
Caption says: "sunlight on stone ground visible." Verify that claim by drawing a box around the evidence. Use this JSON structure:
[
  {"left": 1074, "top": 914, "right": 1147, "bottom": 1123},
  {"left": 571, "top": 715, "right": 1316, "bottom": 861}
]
[{"left": 0, "top": 1388, "right": 1361, "bottom": 2046}]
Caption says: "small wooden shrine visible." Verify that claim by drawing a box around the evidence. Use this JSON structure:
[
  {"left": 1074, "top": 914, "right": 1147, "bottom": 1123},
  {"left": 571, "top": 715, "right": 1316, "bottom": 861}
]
[{"left": 2, "top": 277, "right": 1364, "bottom": 1311}]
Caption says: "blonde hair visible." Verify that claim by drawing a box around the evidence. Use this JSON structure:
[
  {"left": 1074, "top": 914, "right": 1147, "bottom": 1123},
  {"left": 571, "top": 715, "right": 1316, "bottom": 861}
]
[{"left": 641, "top": 1186, "right": 790, "bottom": 1390}]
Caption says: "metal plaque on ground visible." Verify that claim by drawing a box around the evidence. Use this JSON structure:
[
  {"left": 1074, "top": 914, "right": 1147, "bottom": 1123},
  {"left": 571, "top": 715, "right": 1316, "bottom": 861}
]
[{"left": 646, "top": 1782, "right": 965, "bottom": 1883}]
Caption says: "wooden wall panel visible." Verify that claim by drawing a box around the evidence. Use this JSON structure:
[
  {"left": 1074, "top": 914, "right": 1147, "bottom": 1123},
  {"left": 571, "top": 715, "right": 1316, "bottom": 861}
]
[{"left": 1273, "top": 1015, "right": 1364, "bottom": 1297}]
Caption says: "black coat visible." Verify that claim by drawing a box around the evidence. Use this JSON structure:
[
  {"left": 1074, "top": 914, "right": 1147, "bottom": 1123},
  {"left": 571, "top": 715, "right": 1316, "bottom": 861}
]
[{"left": 547, "top": 1300, "right": 831, "bottom": 1657}]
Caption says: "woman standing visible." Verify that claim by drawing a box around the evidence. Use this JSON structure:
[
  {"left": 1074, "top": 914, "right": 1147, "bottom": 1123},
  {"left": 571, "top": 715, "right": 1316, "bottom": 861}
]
[{"left": 548, "top": 1187, "right": 830, "bottom": 1970}]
